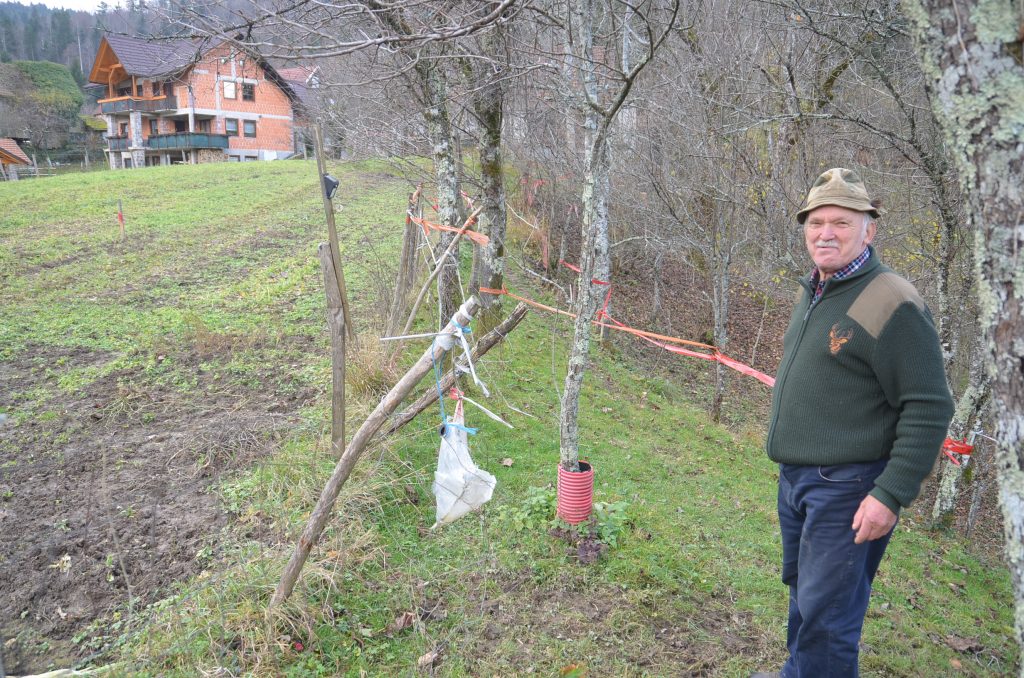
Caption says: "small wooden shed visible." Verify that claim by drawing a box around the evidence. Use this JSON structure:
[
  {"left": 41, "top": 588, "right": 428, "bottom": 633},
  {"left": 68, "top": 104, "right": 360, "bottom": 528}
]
[{"left": 0, "top": 137, "right": 30, "bottom": 180}]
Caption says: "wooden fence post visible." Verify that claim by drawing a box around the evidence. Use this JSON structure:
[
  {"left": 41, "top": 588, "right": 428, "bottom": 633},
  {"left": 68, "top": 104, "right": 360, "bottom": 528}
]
[
  {"left": 318, "top": 243, "right": 346, "bottom": 456},
  {"left": 270, "top": 296, "right": 482, "bottom": 607},
  {"left": 313, "top": 125, "right": 357, "bottom": 343}
]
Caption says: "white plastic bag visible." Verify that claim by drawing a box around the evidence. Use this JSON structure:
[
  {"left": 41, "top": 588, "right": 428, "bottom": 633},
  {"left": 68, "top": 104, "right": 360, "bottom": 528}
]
[{"left": 432, "top": 399, "right": 496, "bottom": 527}]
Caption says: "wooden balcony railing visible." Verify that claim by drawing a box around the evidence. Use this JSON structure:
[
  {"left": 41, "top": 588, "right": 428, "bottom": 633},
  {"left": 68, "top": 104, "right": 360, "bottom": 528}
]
[
  {"left": 106, "top": 135, "right": 130, "bottom": 151},
  {"left": 99, "top": 95, "right": 178, "bottom": 115},
  {"left": 145, "top": 133, "right": 230, "bottom": 150},
  {"left": 105, "top": 132, "right": 229, "bottom": 153}
]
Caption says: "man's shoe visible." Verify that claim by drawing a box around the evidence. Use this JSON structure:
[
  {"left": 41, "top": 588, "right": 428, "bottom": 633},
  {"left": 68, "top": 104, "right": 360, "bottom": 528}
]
[{"left": 750, "top": 673, "right": 781, "bottom": 678}]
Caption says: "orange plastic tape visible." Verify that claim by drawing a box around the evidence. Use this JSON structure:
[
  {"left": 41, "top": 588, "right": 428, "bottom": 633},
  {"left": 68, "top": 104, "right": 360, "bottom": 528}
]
[
  {"left": 478, "top": 286, "right": 776, "bottom": 387},
  {"left": 410, "top": 215, "right": 489, "bottom": 246},
  {"left": 943, "top": 438, "right": 973, "bottom": 455},
  {"left": 941, "top": 437, "right": 974, "bottom": 466}
]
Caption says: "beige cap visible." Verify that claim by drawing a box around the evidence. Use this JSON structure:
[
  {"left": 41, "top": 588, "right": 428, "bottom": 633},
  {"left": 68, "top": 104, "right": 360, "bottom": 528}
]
[{"left": 796, "top": 168, "right": 881, "bottom": 224}]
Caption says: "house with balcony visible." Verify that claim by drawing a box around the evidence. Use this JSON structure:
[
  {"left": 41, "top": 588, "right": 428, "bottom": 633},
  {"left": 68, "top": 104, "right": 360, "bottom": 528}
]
[{"left": 88, "top": 34, "right": 311, "bottom": 169}]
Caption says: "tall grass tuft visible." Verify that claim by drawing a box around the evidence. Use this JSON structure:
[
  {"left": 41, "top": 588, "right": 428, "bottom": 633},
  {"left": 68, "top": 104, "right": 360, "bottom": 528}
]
[{"left": 347, "top": 339, "right": 400, "bottom": 400}]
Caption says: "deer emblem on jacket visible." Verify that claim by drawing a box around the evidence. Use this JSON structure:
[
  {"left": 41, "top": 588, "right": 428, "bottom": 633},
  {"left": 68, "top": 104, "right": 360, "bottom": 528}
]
[{"left": 829, "top": 323, "right": 854, "bottom": 355}]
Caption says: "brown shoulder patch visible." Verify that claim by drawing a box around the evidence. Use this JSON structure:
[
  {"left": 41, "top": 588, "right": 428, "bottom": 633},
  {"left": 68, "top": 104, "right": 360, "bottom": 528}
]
[{"left": 847, "top": 272, "right": 924, "bottom": 338}]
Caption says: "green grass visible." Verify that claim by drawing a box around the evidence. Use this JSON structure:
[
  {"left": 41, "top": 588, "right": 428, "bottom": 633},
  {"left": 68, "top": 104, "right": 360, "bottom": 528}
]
[{"left": 0, "top": 160, "right": 1015, "bottom": 677}]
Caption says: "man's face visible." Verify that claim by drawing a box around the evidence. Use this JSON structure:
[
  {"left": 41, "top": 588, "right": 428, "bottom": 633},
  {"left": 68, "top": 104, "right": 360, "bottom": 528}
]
[{"left": 804, "top": 205, "right": 876, "bottom": 279}]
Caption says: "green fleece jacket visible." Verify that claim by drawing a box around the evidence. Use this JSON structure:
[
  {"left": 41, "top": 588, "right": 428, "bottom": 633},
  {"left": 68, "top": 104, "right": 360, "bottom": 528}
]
[{"left": 766, "top": 249, "right": 954, "bottom": 513}]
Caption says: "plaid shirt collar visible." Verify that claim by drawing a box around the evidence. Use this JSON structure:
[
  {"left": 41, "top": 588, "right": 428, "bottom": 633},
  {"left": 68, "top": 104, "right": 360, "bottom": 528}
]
[{"left": 809, "top": 246, "right": 871, "bottom": 306}]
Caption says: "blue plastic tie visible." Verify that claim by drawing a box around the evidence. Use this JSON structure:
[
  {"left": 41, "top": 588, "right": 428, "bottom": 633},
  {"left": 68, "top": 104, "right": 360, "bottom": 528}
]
[
  {"left": 447, "top": 423, "right": 479, "bottom": 436},
  {"left": 452, "top": 321, "right": 472, "bottom": 335}
]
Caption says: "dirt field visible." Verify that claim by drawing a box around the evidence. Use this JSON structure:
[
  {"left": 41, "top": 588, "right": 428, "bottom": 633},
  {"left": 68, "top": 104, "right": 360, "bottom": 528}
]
[{"left": 0, "top": 342, "right": 313, "bottom": 673}]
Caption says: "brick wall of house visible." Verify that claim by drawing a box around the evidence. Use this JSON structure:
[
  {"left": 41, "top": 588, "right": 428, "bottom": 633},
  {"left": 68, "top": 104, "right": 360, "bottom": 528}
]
[
  {"left": 173, "top": 44, "right": 295, "bottom": 153},
  {"left": 102, "top": 41, "right": 299, "bottom": 162}
]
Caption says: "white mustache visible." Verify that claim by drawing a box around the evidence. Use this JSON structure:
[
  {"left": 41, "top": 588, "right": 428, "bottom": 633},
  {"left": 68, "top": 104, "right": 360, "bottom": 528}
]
[{"left": 815, "top": 240, "right": 838, "bottom": 248}]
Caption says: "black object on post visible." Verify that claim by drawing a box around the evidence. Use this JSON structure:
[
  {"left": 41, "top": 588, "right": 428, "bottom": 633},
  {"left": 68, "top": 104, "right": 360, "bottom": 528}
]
[{"left": 323, "top": 173, "right": 340, "bottom": 200}]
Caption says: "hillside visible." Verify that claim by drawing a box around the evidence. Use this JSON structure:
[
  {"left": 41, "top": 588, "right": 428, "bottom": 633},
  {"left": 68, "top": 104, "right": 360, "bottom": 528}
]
[
  {"left": 0, "top": 60, "right": 83, "bottom": 149},
  {"left": 0, "top": 160, "right": 1015, "bottom": 676}
]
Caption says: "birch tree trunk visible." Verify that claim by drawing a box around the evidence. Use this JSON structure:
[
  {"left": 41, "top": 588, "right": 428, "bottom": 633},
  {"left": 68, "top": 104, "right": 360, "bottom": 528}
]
[
  {"left": 560, "top": 130, "right": 612, "bottom": 471},
  {"left": 558, "top": 0, "right": 678, "bottom": 470},
  {"left": 904, "top": 0, "right": 1024, "bottom": 665},
  {"left": 559, "top": 0, "right": 611, "bottom": 472}
]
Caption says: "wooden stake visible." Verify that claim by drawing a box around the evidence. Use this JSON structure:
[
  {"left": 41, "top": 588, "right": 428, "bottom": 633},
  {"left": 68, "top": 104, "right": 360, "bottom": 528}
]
[
  {"left": 384, "top": 184, "right": 424, "bottom": 342},
  {"left": 117, "top": 198, "right": 126, "bottom": 241},
  {"left": 270, "top": 296, "right": 482, "bottom": 607},
  {"left": 313, "top": 125, "right": 357, "bottom": 343},
  {"left": 318, "top": 243, "right": 346, "bottom": 456}
]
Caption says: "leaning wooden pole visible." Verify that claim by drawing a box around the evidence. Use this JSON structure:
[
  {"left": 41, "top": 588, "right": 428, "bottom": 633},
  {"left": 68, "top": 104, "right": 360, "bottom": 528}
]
[
  {"left": 318, "top": 243, "right": 346, "bottom": 456},
  {"left": 271, "top": 296, "right": 482, "bottom": 607},
  {"left": 314, "top": 125, "right": 357, "bottom": 343},
  {"left": 383, "top": 302, "right": 528, "bottom": 437}
]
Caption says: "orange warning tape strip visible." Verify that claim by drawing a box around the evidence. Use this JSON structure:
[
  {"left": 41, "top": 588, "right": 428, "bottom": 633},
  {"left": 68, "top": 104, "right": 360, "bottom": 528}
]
[
  {"left": 479, "top": 285, "right": 776, "bottom": 387},
  {"left": 410, "top": 214, "right": 490, "bottom": 247},
  {"left": 942, "top": 437, "right": 974, "bottom": 466}
]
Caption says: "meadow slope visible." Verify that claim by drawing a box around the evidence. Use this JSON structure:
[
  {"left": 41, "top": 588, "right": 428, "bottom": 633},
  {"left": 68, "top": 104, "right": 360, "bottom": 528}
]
[{"left": 0, "top": 161, "right": 1014, "bottom": 676}]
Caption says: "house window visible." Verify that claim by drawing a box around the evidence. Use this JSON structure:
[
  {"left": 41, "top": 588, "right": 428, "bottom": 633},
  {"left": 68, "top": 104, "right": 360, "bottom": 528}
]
[
  {"left": 149, "top": 119, "right": 158, "bottom": 135},
  {"left": 118, "top": 122, "right": 128, "bottom": 136},
  {"left": 243, "top": 120, "right": 256, "bottom": 138},
  {"left": 225, "top": 119, "right": 239, "bottom": 136},
  {"left": 242, "top": 83, "right": 255, "bottom": 102},
  {"left": 175, "top": 119, "right": 188, "bottom": 133},
  {"left": 197, "top": 119, "right": 211, "bottom": 133},
  {"left": 152, "top": 81, "right": 162, "bottom": 96},
  {"left": 223, "top": 81, "right": 236, "bottom": 99},
  {"left": 136, "top": 82, "right": 144, "bottom": 97}
]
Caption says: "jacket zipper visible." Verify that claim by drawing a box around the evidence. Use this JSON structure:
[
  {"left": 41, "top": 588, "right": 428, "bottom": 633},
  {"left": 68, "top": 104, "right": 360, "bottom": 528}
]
[{"left": 767, "top": 278, "right": 816, "bottom": 453}]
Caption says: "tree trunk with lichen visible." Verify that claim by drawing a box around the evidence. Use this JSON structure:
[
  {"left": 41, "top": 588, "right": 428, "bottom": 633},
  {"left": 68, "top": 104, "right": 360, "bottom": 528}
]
[
  {"left": 904, "top": 0, "right": 1024, "bottom": 665},
  {"left": 469, "top": 23, "right": 507, "bottom": 316},
  {"left": 709, "top": 236, "right": 731, "bottom": 424},
  {"left": 559, "top": 0, "right": 613, "bottom": 472},
  {"left": 560, "top": 129, "right": 612, "bottom": 472},
  {"left": 558, "top": 0, "right": 676, "bottom": 471},
  {"left": 419, "top": 60, "right": 462, "bottom": 325},
  {"left": 932, "top": 343, "right": 990, "bottom": 524}
]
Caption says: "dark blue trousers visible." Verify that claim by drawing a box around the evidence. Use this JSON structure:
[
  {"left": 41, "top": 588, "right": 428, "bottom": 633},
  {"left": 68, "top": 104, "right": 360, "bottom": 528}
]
[{"left": 778, "top": 460, "right": 894, "bottom": 678}]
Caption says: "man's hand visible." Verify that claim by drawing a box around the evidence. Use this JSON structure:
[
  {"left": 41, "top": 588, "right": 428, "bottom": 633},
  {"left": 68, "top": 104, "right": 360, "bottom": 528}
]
[{"left": 852, "top": 495, "right": 897, "bottom": 544}]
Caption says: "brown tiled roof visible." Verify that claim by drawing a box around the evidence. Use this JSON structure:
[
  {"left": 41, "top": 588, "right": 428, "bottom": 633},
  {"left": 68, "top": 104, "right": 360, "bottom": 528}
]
[
  {"left": 0, "top": 137, "right": 30, "bottom": 165},
  {"left": 103, "top": 34, "right": 205, "bottom": 78}
]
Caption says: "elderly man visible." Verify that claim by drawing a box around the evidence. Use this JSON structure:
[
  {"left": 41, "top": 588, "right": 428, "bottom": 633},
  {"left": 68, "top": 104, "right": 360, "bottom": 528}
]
[{"left": 756, "top": 168, "right": 954, "bottom": 678}]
